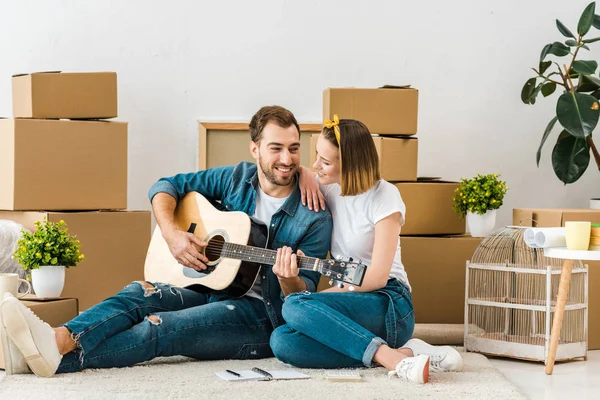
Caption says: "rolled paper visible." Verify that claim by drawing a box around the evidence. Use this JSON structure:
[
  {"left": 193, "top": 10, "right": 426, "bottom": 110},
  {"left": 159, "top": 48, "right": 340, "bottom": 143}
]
[{"left": 523, "top": 227, "right": 566, "bottom": 248}]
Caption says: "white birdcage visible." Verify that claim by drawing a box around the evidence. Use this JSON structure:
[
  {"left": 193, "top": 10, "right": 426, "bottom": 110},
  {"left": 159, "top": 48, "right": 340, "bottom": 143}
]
[{"left": 464, "top": 226, "right": 588, "bottom": 363}]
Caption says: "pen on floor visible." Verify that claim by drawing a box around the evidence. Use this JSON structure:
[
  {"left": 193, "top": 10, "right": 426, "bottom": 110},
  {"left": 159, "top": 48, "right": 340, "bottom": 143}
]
[
  {"left": 226, "top": 369, "right": 241, "bottom": 377},
  {"left": 252, "top": 367, "right": 273, "bottom": 380}
]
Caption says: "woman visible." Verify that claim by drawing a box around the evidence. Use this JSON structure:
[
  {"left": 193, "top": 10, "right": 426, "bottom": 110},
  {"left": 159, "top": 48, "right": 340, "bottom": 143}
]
[{"left": 270, "top": 116, "right": 462, "bottom": 384}]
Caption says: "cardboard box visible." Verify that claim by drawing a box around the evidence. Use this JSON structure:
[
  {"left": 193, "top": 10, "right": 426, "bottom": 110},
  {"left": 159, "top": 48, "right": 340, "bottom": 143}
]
[
  {"left": 0, "top": 118, "right": 127, "bottom": 210},
  {"left": 12, "top": 72, "right": 118, "bottom": 119},
  {"left": 513, "top": 208, "right": 600, "bottom": 349},
  {"left": 0, "top": 211, "right": 151, "bottom": 310},
  {"left": 309, "top": 134, "right": 418, "bottom": 181},
  {"left": 402, "top": 235, "right": 482, "bottom": 323},
  {"left": 0, "top": 297, "right": 78, "bottom": 369},
  {"left": 323, "top": 87, "right": 418, "bottom": 135},
  {"left": 395, "top": 181, "right": 465, "bottom": 235}
]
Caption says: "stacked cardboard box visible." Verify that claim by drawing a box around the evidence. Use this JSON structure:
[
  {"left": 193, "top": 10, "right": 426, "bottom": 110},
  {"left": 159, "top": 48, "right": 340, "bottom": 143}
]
[
  {"left": 0, "top": 72, "right": 151, "bottom": 311},
  {"left": 514, "top": 208, "right": 600, "bottom": 349},
  {"left": 318, "top": 87, "right": 479, "bottom": 324}
]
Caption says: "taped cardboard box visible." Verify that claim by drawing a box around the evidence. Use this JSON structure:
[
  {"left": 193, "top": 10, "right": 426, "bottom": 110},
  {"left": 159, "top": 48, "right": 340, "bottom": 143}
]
[
  {"left": 402, "top": 235, "right": 482, "bottom": 323},
  {"left": 309, "top": 134, "right": 418, "bottom": 182},
  {"left": 513, "top": 208, "right": 600, "bottom": 349},
  {"left": 12, "top": 71, "right": 118, "bottom": 119},
  {"left": 0, "top": 211, "right": 151, "bottom": 310},
  {"left": 0, "top": 297, "right": 78, "bottom": 369},
  {"left": 323, "top": 87, "right": 418, "bottom": 135},
  {"left": 0, "top": 118, "right": 127, "bottom": 211},
  {"left": 395, "top": 181, "right": 465, "bottom": 235}
]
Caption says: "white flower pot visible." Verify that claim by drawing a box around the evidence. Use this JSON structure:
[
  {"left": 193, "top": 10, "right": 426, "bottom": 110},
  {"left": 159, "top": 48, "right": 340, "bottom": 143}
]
[
  {"left": 31, "top": 265, "right": 65, "bottom": 298},
  {"left": 467, "top": 210, "right": 497, "bottom": 237},
  {"left": 590, "top": 198, "right": 600, "bottom": 209}
]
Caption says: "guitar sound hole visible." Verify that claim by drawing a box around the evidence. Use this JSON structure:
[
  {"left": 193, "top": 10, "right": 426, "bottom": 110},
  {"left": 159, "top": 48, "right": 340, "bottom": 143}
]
[{"left": 205, "top": 234, "right": 225, "bottom": 263}]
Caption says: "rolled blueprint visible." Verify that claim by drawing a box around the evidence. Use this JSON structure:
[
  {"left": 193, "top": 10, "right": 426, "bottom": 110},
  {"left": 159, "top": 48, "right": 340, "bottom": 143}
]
[{"left": 523, "top": 227, "right": 566, "bottom": 248}]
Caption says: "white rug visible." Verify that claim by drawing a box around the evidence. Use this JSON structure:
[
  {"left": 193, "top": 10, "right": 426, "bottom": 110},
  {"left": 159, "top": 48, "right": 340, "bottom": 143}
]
[{"left": 0, "top": 351, "right": 525, "bottom": 400}]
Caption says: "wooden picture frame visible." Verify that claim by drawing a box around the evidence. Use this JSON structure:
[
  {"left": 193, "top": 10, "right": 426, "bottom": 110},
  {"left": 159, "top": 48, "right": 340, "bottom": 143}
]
[{"left": 198, "top": 122, "right": 322, "bottom": 170}]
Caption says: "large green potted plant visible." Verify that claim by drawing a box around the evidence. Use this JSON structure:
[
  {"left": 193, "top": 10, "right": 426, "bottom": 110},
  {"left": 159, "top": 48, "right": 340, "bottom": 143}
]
[
  {"left": 522, "top": 1, "right": 600, "bottom": 204},
  {"left": 13, "top": 219, "right": 84, "bottom": 298}
]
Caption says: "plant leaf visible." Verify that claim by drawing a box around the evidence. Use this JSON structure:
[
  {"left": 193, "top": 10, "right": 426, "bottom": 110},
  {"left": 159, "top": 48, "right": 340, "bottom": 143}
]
[
  {"left": 577, "top": 74, "right": 600, "bottom": 92},
  {"left": 539, "top": 60, "right": 552, "bottom": 74},
  {"left": 552, "top": 130, "right": 590, "bottom": 184},
  {"left": 573, "top": 60, "right": 598, "bottom": 74},
  {"left": 565, "top": 39, "right": 578, "bottom": 46},
  {"left": 540, "top": 44, "right": 553, "bottom": 61},
  {"left": 557, "top": 19, "right": 576, "bottom": 38},
  {"left": 582, "top": 44, "right": 591, "bottom": 50},
  {"left": 579, "top": 2, "right": 596, "bottom": 36},
  {"left": 537, "top": 116, "right": 559, "bottom": 166},
  {"left": 556, "top": 92, "right": 600, "bottom": 137},
  {"left": 584, "top": 37, "right": 600, "bottom": 43},
  {"left": 521, "top": 78, "right": 537, "bottom": 104},
  {"left": 549, "top": 42, "right": 571, "bottom": 57},
  {"left": 594, "top": 14, "right": 600, "bottom": 29},
  {"left": 541, "top": 82, "right": 557, "bottom": 97}
]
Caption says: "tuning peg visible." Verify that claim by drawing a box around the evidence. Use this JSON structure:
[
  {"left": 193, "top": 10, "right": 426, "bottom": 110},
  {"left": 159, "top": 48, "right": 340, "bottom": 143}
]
[
  {"left": 336, "top": 281, "right": 344, "bottom": 289},
  {"left": 348, "top": 286, "right": 355, "bottom": 292},
  {"left": 328, "top": 279, "right": 334, "bottom": 286}
]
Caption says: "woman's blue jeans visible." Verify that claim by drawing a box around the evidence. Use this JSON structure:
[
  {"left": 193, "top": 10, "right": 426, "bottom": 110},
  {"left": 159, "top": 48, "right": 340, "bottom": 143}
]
[
  {"left": 57, "top": 281, "right": 274, "bottom": 373},
  {"left": 270, "top": 279, "right": 414, "bottom": 368}
]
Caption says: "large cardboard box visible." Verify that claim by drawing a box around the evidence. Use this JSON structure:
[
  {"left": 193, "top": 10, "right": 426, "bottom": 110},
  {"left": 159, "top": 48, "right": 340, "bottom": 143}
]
[
  {"left": 323, "top": 87, "right": 418, "bottom": 135},
  {"left": 395, "top": 181, "right": 465, "bottom": 235},
  {"left": 0, "top": 211, "right": 151, "bottom": 310},
  {"left": 402, "top": 235, "right": 482, "bottom": 323},
  {"left": 309, "top": 134, "right": 418, "bottom": 182},
  {"left": 0, "top": 297, "right": 78, "bottom": 369},
  {"left": 12, "top": 72, "right": 118, "bottom": 119},
  {"left": 0, "top": 118, "right": 127, "bottom": 211},
  {"left": 513, "top": 208, "right": 600, "bottom": 349}
]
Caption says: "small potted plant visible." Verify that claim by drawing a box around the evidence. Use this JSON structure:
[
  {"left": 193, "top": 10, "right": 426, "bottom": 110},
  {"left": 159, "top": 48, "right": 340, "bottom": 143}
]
[
  {"left": 13, "top": 218, "right": 84, "bottom": 298},
  {"left": 453, "top": 174, "right": 509, "bottom": 237}
]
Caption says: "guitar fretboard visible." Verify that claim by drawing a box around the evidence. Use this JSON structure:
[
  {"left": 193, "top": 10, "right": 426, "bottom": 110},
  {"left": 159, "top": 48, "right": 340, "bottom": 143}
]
[{"left": 221, "top": 242, "right": 320, "bottom": 271}]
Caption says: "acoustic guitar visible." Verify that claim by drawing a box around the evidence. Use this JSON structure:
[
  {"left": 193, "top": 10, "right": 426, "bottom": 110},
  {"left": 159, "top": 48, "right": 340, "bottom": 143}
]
[{"left": 144, "top": 192, "right": 367, "bottom": 297}]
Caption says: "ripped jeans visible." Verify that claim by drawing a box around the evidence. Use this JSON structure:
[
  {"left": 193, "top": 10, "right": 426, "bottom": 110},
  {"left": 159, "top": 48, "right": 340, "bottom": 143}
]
[{"left": 57, "top": 281, "right": 274, "bottom": 373}]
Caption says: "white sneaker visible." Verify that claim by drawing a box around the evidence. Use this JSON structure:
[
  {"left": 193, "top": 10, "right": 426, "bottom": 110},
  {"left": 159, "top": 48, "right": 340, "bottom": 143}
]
[
  {"left": 388, "top": 354, "right": 430, "bottom": 384},
  {"left": 0, "top": 295, "right": 31, "bottom": 375},
  {"left": 403, "top": 338, "right": 463, "bottom": 372},
  {"left": 0, "top": 294, "right": 62, "bottom": 377}
]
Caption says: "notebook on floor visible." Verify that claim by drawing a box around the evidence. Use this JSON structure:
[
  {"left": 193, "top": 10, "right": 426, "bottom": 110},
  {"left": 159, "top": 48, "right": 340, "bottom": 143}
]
[{"left": 215, "top": 368, "right": 311, "bottom": 382}]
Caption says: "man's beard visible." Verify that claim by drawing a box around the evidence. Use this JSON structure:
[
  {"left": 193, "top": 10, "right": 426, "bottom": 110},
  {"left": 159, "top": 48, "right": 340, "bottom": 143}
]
[{"left": 259, "top": 157, "right": 296, "bottom": 187}]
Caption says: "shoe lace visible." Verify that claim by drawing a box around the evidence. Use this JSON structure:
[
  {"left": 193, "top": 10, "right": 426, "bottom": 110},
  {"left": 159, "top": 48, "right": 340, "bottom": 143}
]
[
  {"left": 388, "top": 358, "right": 414, "bottom": 380},
  {"left": 428, "top": 353, "right": 445, "bottom": 372}
]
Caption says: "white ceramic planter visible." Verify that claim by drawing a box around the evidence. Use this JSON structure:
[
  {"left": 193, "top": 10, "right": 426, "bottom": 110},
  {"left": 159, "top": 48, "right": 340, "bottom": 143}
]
[
  {"left": 590, "top": 198, "right": 600, "bottom": 209},
  {"left": 31, "top": 265, "right": 65, "bottom": 298},
  {"left": 467, "top": 210, "right": 497, "bottom": 237}
]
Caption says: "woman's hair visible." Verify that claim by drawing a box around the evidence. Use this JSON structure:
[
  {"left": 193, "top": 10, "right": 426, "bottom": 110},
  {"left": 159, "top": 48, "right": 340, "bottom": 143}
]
[{"left": 322, "top": 118, "right": 380, "bottom": 196}]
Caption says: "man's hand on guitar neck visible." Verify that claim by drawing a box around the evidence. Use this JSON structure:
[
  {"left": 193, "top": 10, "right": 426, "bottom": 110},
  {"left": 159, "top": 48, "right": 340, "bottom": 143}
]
[
  {"left": 274, "top": 246, "right": 307, "bottom": 297},
  {"left": 152, "top": 192, "right": 209, "bottom": 271}
]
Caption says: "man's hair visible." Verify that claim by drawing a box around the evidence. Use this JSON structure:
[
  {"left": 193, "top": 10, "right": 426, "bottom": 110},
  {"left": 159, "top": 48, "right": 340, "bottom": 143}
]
[
  {"left": 249, "top": 106, "right": 300, "bottom": 143},
  {"left": 322, "top": 119, "right": 380, "bottom": 196}
]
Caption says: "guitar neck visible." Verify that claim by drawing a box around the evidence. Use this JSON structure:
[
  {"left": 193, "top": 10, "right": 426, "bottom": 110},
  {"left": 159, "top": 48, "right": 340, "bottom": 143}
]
[{"left": 221, "top": 242, "right": 320, "bottom": 271}]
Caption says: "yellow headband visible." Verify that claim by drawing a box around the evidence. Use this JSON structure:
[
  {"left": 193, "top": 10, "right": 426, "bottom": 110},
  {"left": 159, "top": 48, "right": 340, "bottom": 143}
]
[{"left": 324, "top": 114, "right": 341, "bottom": 145}]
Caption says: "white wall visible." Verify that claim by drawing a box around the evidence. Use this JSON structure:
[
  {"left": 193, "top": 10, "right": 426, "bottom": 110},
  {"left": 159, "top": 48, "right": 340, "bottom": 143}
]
[{"left": 0, "top": 0, "right": 598, "bottom": 227}]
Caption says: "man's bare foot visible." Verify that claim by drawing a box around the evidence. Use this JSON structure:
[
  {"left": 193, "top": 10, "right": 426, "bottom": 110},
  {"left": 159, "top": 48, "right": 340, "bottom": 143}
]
[{"left": 53, "top": 327, "right": 77, "bottom": 355}]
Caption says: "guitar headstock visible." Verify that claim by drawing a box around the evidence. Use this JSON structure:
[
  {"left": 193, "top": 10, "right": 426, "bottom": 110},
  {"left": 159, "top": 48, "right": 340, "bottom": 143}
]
[{"left": 318, "top": 257, "right": 367, "bottom": 287}]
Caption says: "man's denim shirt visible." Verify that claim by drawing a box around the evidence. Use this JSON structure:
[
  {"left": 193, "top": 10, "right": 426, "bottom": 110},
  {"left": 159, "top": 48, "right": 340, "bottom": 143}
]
[{"left": 148, "top": 162, "right": 333, "bottom": 328}]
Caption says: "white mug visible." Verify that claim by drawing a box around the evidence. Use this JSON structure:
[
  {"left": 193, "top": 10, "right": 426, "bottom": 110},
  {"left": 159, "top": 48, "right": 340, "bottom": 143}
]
[{"left": 0, "top": 273, "right": 31, "bottom": 299}]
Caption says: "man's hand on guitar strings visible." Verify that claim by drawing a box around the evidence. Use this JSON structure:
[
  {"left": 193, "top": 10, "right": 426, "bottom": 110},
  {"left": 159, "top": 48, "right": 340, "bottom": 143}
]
[
  {"left": 273, "top": 246, "right": 301, "bottom": 280},
  {"left": 163, "top": 229, "right": 209, "bottom": 271}
]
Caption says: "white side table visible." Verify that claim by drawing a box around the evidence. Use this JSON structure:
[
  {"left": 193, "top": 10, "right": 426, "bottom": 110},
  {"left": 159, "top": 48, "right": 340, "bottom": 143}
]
[{"left": 543, "top": 247, "right": 600, "bottom": 374}]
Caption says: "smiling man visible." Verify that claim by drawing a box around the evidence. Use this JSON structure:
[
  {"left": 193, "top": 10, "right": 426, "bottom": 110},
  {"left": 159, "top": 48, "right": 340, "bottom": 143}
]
[{"left": 0, "top": 105, "right": 333, "bottom": 377}]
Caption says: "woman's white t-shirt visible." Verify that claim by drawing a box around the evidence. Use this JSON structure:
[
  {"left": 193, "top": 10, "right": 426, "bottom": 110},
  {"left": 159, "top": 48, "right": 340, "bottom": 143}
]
[{"left": 319, "top": 178, "right": 411, "bottom": 291}]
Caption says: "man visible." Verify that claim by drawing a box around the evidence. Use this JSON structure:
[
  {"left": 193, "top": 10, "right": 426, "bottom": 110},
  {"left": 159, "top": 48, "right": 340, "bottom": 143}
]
[{"left": 0, "top": 105, "right": 332, "bottom": 377}]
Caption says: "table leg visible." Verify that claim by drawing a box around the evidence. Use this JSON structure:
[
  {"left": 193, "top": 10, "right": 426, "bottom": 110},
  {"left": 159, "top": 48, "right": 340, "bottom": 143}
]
[{"left": 545, "top": 259, "right": 574, "bottom": 375}]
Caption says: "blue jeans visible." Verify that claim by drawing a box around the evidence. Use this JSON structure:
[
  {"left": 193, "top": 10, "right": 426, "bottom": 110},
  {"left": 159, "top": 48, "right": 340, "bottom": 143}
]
[
  {"left": 57, "top": 281, "right": 274, "bottom": 373},
  {"left": 270, "top": 279, "right": 414, "bottom": 368}
]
